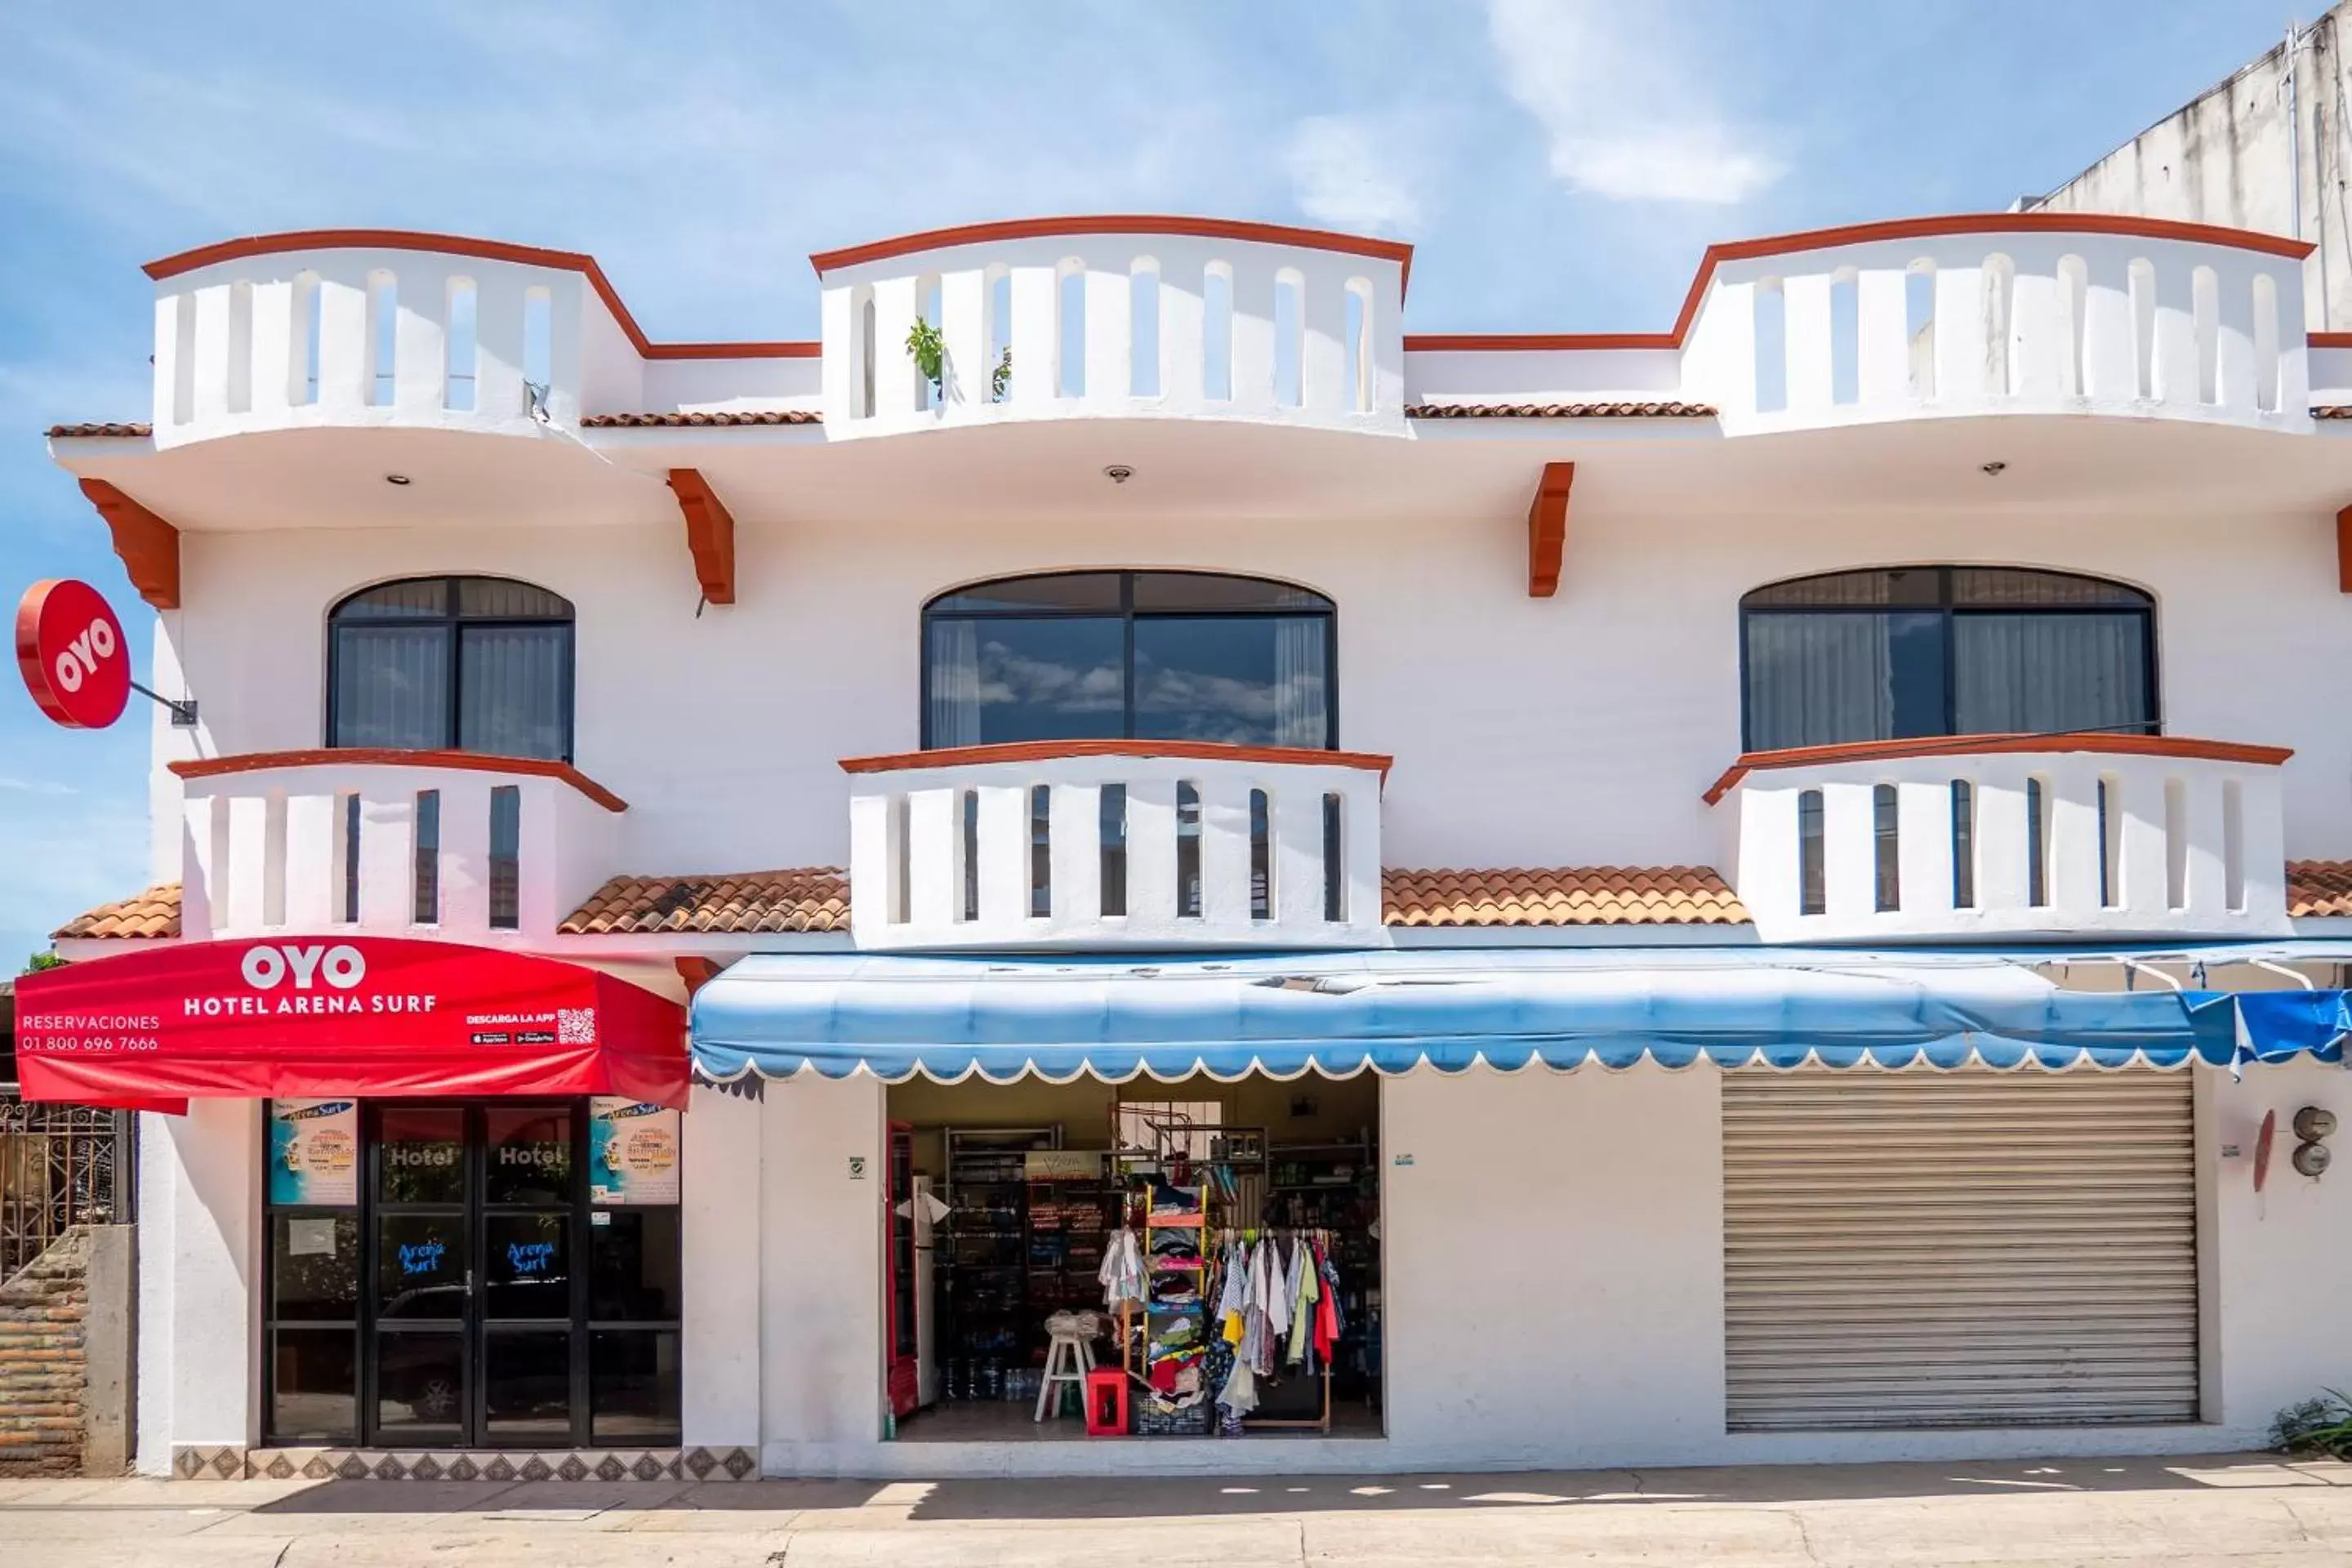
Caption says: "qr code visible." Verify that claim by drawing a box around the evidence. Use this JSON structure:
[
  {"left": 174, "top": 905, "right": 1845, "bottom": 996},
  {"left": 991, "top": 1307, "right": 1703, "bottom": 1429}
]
[{"left": 557, "top": 1008, "right": 597, "bottom": 1045}]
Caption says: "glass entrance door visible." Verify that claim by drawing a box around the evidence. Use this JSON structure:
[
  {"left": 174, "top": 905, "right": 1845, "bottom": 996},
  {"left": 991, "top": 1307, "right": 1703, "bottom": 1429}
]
[{"left": 364, "top": 1103, "right": 580, "bottom": 1447}]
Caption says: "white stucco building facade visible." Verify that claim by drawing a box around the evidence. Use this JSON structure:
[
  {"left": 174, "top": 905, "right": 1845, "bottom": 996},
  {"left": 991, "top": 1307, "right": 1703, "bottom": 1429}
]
[{"left": 25, "top": 209, "right": 2352, "bottom": 1481}]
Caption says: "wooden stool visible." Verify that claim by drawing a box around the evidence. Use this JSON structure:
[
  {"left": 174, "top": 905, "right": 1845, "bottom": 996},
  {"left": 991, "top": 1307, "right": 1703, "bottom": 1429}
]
[{"left": 1035, "top": 1326, "right": 1097, "bottom": 1422}]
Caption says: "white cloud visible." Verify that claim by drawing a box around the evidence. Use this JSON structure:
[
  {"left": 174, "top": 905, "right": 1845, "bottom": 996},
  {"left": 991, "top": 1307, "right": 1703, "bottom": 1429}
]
[
  {"left": 1284, "top": 116, "right": 1421, "bottom": 234},
  {"left": 0, "top": 778, "right": 78, "bottom": 796},
  {"left": 1483, "top": 0, "right": 1785, "bottom": 205}
]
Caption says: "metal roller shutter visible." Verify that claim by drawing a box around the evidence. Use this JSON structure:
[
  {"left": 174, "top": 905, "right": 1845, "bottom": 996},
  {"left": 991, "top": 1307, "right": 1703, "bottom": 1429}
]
[{"left": 1722, "top": 1067, "right": 2198, "bottom": 1432}]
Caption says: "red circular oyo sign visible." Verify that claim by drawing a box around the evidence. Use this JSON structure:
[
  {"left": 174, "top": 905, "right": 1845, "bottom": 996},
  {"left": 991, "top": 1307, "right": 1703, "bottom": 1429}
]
[{"left": 15, "top": 579, "right": 131, "bottom": 729}]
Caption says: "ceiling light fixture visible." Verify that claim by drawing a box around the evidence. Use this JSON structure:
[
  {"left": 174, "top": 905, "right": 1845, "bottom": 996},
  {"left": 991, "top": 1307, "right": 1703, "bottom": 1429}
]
[
  {"left": 385, "top": 474, "right": 412, "bottom": 486},
  {"left": 1103, "top": 465, "right": 1134, "bottom": 484},
  {"left": 1980, "top": 461, "right": 2007, "bottom": 476}
]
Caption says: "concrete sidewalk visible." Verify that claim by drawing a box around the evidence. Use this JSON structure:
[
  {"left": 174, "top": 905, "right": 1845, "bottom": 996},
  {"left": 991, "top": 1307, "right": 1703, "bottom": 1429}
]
[{"left": 6, "top": 1451, "right": 2352, "bottom": 1566}]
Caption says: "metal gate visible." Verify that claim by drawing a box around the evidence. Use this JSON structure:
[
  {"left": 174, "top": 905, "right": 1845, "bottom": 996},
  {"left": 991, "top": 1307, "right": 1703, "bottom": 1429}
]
[
  {"left": 0, "top": 1099, "right": 128, "bottom": 1284},
  {"left": 1722, "top": 1068, "right": 2198, "bottom": 1432}
]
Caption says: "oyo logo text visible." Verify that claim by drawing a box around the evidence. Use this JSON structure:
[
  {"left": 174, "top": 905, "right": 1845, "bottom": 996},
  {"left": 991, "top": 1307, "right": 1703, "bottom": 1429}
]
[
  {"left": 49, "top": 615, "right": 115, "bottom": 694},
  {"left": 242, "top": 943, "right": 367, "bottom": 991},
  {"left": 16, "top": 578, "right": 131, "bottom": 730}
]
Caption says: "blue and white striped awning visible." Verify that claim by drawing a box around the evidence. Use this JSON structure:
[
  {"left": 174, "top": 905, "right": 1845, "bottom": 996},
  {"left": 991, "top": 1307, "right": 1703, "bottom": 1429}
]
[{"left": 688, "top": 949, "right": 2347, "bottom": 1085}]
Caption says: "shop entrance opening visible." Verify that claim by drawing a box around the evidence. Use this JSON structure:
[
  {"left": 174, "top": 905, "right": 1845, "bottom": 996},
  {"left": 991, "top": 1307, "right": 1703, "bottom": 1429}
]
[{"left": 883, "top": 1070, "right": 1385, "bottom": 1444}]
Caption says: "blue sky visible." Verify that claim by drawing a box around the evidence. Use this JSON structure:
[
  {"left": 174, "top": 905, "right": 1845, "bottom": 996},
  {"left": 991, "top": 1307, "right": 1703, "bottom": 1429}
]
[{"left": 0, "top": 0, "right": 2304, "bottom": 967}]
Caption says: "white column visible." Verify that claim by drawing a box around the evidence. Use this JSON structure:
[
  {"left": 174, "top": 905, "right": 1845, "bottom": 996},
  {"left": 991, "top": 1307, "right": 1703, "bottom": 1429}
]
[
  {"left": 760, "top": 1076, "right": 885, "bottom": 1476},
  {"left": 137, "top": 1102, "right": 261, "bottom": 1472},
  {"left": 1083, "top": 265, "right": 1130, "bottom": 406},
  {"left": 682, "top": 1085, "right": 764, "bottom": 1449}
]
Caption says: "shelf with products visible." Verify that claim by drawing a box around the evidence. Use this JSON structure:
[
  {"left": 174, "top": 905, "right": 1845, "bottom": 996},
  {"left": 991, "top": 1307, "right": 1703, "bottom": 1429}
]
[
  {"left": 1127, "top": 1182, "right": 1213, "bottom": 1436},
  {"left": 938, "top": 1125, "right": 1066, "bottom": 1405}
]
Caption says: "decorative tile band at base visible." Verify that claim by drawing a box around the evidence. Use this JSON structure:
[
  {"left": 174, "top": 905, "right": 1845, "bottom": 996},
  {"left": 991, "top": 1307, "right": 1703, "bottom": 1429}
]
[{"left": 173, "top": 1445, "right": 759, "bottom": 1481}]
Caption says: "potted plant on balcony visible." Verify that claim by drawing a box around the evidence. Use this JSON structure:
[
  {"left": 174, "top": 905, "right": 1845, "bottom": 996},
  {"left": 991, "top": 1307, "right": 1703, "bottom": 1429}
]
[{"left": 905, "top": 320, "right": 1013, "bottom": 408}]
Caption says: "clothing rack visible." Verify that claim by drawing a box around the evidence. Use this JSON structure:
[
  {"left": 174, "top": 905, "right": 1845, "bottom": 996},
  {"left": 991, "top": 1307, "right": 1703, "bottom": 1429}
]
[{"left": 1217, "top": 1225, "right": 1336, "bottom": 1435}]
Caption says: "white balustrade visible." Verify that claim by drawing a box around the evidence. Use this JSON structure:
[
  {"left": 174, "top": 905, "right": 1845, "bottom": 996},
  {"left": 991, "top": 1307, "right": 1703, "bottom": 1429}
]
[
  {"left": 844, "top": 744, "right": 1388, "bottom": 951},
  {"left": 148, "top": 242, "right": 644, "bottom": 449},
  {"left": 174, "top": 755, "right": 623, "bottom": 944},
  {"left": 1713, "top": 739, "right": 2292, "bottom": 944},
  {"left": 816, "top": 225, "right": 1407, "bottom": 436},
  {"left": 1680, "top": 227, "right": 2310, "bottom": 435}
]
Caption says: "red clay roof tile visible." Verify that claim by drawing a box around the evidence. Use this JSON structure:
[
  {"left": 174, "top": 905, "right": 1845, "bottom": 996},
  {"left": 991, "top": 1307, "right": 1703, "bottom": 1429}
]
[
  {"left": 1405, "top": 401, "right": 1716, "bottom": 420},
  {"left": 51, "top": 884, "right": 181, "bottom": 939},
  {"left": 1383, "top": 866, "right": 1748, "bottom": 927},
  {"left": 558, "top": 869, "right": 849, "bottom": 934},
  {"left": 45, "top": 422, "right": 152, "bottom": 438},
  {"left": 2287, "top": 860, "right": 2352, "bottom": 917},
  {"left": 577, "top": 410, "right": 822, "bottom": 428}
]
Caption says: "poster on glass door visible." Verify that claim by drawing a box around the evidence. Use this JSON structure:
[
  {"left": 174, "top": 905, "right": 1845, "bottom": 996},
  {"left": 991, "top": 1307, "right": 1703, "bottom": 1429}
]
[
  {"left": 590, "top": 1098, "right": 681, "bottom": 1205},
  {"left": 268, "top": 1098, "right": 359, "bottom": 1205}
]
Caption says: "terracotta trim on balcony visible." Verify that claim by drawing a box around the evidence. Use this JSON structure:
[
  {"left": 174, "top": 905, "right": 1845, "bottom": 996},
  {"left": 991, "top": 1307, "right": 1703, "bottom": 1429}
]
[
  {"left": 2312, "top": 332, "right": 2352, "bottom": 350},
  {"left": 2336, "top": 505, "right": 2352, "bottom": 595},
  {"left": 169, "top": 750, "right": 630, "bottom": 812},
  {"left": 1702, "top": 733, "right": 2296, "bottom": 806},
  {"left": 1404, "top": 332, "right": 1681, "bottom": 353},
  {"left": 809, "top": 216, "right": 1417, "bottom": 295},
  {"left": 1413, "top": 216, "right": 2314, "bottom": 353},
  {"left": 141, "top": 229, "right": 817, "bottom": 363},
  {"left": 840, "top": 739, "right": 1394, "bottom": 781},
  {"left": 78, "top": 479, "right": 180, "bottom": 610}
]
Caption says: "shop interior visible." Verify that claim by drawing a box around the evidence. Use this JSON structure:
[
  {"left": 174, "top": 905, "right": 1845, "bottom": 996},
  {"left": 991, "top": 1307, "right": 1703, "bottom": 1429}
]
[{"left": 884, "top": 1071, "right": 1383, "bottom": 1441}]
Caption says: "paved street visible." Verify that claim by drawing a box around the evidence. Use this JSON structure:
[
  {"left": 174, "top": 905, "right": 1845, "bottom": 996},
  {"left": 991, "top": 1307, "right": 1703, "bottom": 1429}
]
[{"left": 7, "top": 1452, "right": 2352, "bottom": 1566}]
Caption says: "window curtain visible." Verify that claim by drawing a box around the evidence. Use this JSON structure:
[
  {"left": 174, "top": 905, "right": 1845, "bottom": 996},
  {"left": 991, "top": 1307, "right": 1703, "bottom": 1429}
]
[
  {"left": 1272, "top": 616, "right": 1329, "bottom": 748},
  {"left": 926, "top": 620, "right": 982, "bottom": 747},
  {"left": 1744, "top": 614, "right": 1894, "bottom": 751},
  {"left": 1953, "top": 613, "right": 2149, "bottom": 736},
  {"left": 459, "top": 626, "right": 570, "bottom": 760},
  {"left": 332, "top": 626, "right": 449, "bottom": 749}
]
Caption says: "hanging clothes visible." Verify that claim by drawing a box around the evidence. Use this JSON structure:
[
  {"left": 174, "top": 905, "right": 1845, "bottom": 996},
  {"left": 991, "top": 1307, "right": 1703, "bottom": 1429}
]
[
  {"left": 1239, "top": 1237, "right": 1275, "bottom": 1374},
  {"left": 1215, "top": 1237, "right": 1249, "bottom": 1344},
  {"left": 1313, "top": 1240, "right": 1340, "bottom": 1363},
  {"left": 1098, "top": 1226, "right": 1145, "bottom": 1312},
  {"left": 1264, "top": 1236, "right": 1292, "bottom": 1338},
  {"left": 1218, "top": 1358, "right": 1258, "bottom": 1419},
  {"left": 1285, "top": 1238, "right": 1321, "bottom": 1367}
]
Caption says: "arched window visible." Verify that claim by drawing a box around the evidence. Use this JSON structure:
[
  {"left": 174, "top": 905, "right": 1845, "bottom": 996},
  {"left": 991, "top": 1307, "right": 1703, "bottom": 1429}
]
[
  {"left": 1740, "top": 566, "right": 2155, "bottom": 752},
  {"left": 923, "top": 571, "right": 1335, "bottom": 749},
  {"left": 328, "top": 577, "right": 575, "bottom": 761}
]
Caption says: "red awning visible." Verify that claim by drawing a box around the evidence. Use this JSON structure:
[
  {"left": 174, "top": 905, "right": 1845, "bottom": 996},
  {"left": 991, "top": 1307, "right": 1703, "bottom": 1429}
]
[{"left": 15, "top": 938, "right": 688, "bottom": 1111}]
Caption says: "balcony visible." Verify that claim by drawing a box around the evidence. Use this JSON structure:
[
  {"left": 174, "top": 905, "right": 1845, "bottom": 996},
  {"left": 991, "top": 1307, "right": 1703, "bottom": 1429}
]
[
  {"left": 1678, "top": 217, "right": 2312, "bottom": 437},
  {"left": 813, "top": 218, "right": 1410, "bottom": 438},
  {"left": 138, "top": 230, "right": 819, "bottom": 455},
  {"left": 841, "top": 741, "right": 1389, "bottom": 951},
  {"left": 1707, "top": 734, "right": 2294, "bottom": 945},
  {"left": 170, "top": 750, "right": 625, "bottom": 944}
]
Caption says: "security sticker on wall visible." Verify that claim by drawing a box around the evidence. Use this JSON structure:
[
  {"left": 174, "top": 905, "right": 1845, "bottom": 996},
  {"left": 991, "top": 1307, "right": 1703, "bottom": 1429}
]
[
  {"left": 1392, "top": 1152, "right": 1415, "bottom": 1168},
  {"left": 849, "top": 1155, "right": 868, "bottom": 1180}
]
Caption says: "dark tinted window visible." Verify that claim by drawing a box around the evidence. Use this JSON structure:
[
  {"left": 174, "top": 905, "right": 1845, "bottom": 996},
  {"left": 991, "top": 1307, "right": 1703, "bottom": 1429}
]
[
  {"left": 924, "top": 572, "right": 1335, "bottom": 749},
  {"left": 329, "top": 576, "right": 574, "bottom": 762},
  {"left": 1740, "top": 567, "right": 2154, "bottom": 751}
]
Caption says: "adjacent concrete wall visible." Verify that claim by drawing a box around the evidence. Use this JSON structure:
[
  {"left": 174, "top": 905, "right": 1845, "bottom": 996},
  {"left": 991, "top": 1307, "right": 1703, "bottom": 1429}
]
[
  {"left": 2026, "top": 6, "right": 2352, "bottom": 331},
  {"left": 1383, "top": 1064, "right": 1727, "bottom": 1468}
]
